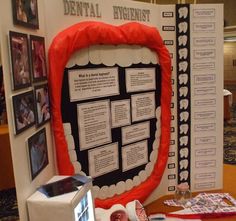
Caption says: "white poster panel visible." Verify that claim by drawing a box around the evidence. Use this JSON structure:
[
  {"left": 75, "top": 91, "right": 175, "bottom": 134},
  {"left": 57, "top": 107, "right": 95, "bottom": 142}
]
[
  {"left": 88, "top": 143, "right": 119, "bottom": 178},
  {"left": 111, "top": 99, "right": 131, "bottom": 128},
  {"left": 77, "top": 100, "right": 111, "bottom": 150},
  {"left": 131, "top": 92, "right": 155, "bottom": 122},
  {"left": 121, "top": 121, "right": 150, "bottom": 145},
  {"left": 190, "top": 4, "right": 223, "bottom": 192},
  {"left": 68, "top": 67, "right": 119, "bottom": 101},
  {"left": 125, "top": 68, "right": 156, "bottom": 93},
  {"left": 122, "top": 140, "right": 148, "bottom": 172}
]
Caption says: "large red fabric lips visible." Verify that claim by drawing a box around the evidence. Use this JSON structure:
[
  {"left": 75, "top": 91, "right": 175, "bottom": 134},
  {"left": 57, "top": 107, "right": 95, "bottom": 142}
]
[{"left": 48, "top": 21, "right": 171, "bottom": 208}]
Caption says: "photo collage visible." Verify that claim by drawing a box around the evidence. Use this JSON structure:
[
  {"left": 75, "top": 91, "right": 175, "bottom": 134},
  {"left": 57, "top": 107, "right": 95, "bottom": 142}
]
[{"left": 10, "top": 0, "right": 50, "bottom": 180}]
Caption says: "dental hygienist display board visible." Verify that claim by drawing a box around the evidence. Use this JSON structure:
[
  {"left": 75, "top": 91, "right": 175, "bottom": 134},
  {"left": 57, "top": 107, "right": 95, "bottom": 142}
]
[
  {"left": 0, "top": 0, "right": 223, "bottom": 220},
  {"left": 46, "top": 0, "right": 223, "bottom": 207}
]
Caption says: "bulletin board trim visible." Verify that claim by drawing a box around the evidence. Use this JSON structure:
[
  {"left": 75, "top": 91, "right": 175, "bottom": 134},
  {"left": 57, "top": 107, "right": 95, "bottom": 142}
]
[{"left": 48, "top": 21, "right": 172, "bottom": 208}]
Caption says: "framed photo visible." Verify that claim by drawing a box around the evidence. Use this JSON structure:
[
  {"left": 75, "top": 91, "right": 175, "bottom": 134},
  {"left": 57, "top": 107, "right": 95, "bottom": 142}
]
[
  {"left": 12, "top": 0, "right": 39, "bottom": 29},
  {"left": 9, "top": 31, "right": 31, "bottom": 90},
  {"left": 12, "top": 90, "right": 35, "bottom": 134},
  {"left": 30, "top": 35, "right": 47, "bottom": 82},
  {"left": 28, "top": 128, "right": 48, "bottom": 180},
  {"left": 34, "top": 84, "right": 50, "bottom": 127}
]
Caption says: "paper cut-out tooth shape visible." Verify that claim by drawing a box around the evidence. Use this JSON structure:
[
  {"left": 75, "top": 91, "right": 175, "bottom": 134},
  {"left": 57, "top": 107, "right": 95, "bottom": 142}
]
[
  {"left": 178, "top": 35, "right": 188, "bottom": 46},
  {"left": 125, "top": 179, "right": 134, "bottom": 191},
  {"left": 180, "top": 135, "right": 188, "bottom": 146},
  {"left": 180, "top": 147, "right": 189, "bottom": 158},
  {"left": 179, "top": 61, "right": 188, "bottom": 72},
  {"left": 72, "top": 161, "right": 82, "bottom": 173},
  {"left": 99, "top": 186, "right": 110, "bottom": 199},
  {"left": 178, "top": 22, "right": 188, "bottom": 33},
  {"left": 179, "top": 86, "right": 188, "bottom": 97},
  {"left": 178, "top": 7, "right": 188, "bottom": 19},
  {"left": 180, "top": 99, "right": 189, "bottom": 110},
  {"left": 126, "top": 200, "right": 149, "bottom": 221},
  {"left": 65, "top": 134, "right": 75, "bottom": 150},
  {"left": 68, "top": 150, "right": 77, "bottom": 162},
  {"left": 92, "top": 185, "right": 100, "bottom": 199},
  {"left": 178, "top": 73, "right": 188, "bottom": 85},
  {"left": 180, "top": 170, "right": 189, "bottom": 181},
  {"left": 63, "top": 123, "right": 72, "bottom": 135},
  {"left": 180, "top": 111, "right": 189, "bottom": 122},
  {"left": 178, "top": 48, "right": 188, "bottom": 59},
  {"left": 95, "top": 204, "right": 128, "bottom": 221},
  {"left": 180, "top": 159, "right": 189, "bottom": 169},
  {"left": 116, "top": 181, "right": 126, "bottom": 195},
  {"left": 180, "top": 124, "right": 189, "bottom": 134}
]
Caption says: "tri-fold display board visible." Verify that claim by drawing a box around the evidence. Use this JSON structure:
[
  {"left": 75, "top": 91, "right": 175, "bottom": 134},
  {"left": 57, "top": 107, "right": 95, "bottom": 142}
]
[{"left": 0, "top": 0, "right": 223, "bottom": 220}]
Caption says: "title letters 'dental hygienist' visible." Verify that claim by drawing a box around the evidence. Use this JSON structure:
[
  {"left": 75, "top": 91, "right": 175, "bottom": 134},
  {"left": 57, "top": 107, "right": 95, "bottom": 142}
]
[{"left": 63, "top": 0, "right": 151, "bottom": 22}]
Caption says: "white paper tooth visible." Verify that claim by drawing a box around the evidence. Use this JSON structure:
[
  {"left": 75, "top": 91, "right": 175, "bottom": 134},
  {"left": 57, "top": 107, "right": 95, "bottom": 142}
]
[
  {"left": 116, "top": 45, "right": 133, "bottom": 67},
  {"left": 178, "top": 48, "right": 188, "bottom": 59},
  {"left": 63, "top": 123, "right": 71, "bottom": 135},
  {"left": 76, "top": 47, "right": 89, "bottom": 65},
  {"left": 116, "top": 181, "right": 126, "bottom": 195},
  {"left": 178, "top": 61, "right": 188, "bottom": 72},
  {"left": 66, "top": 51, "right": 77, "bottom": 67},
  {"left": 180, "top": 170, "right": 189, "bottom": 181},
  {"left": 139, "top": 170, "right": 147, "bottom": 182},
  {"left": 89, "top": 45, "right": 102, "bottom": 64},
  {"left": 66, "top": 48, "right": 89, "bottom": 67},
  {"left": 68, "top": 149, "right": 77, "bottom": 162},
  {"left": 179, "top": 86, "right": 188, "bottom": 97},
  {"left": 72, "top": 161, "right": 81, "bottom": 173},
  {"left": 133, "top": 176, "right": 141, "bottom": 186},
  {"left": 108, "top": 184, "right": 116, "bottom": 198},
  {"left": 131, "top": 45, "right": 143, "bottom": 64},
  {"left": 180, "top": 159, "right": 188, "bottom": 169},
  {"left": 178, "top": 22, "right": 188, "bottom": 33},
  {"left": 150, "top": 149, "right": 158, "bottom": 163},
  {"left": 180, "top": 135, "right": 189, "bottom": 146},
  {"left": 180, "top": 147, "right": 189, "bottom": 158},
  {"left": 153, "top": 138, "right": 160, "bottom": 150},
  {"left": 178, "top": 73, "right": 188, "bottom": 85},
  {"left": 100, "top": 45, "right": 116, "bottom": 66},
  {"left": 180, "top": 124, "right": 189, "bottom": 134},
  {"left": 93, "top": 185, "right": 100, "bottom": 199},
  {"left": 178, "top": 35, "right": 188, "bottom": 46},
  {"left": 178, "top": 7, "right": 188, "bottom": 19},
  {"left": 150, "top": 49, "right": 159, "bottom": 64},
  {"left": 152, "top": 140, "right": 157, "bottom": 150},
  {"left": 125, "top": 179, "right": 134, "bottom": 191},
  {"left": 99, "top": 186, "right": 109, "bottom": 199},
  {"left": 65, "top": 134, "right": 75, "bottom": 150},
  {"left": 156, "top": 106, "right": 161, "bottom": 118},
  {"left": 145, "top": 162, "right": 154, "bottom": 177},
  {"left": 141, "top": 47, "right": 153, "bottom": 64},
  {"left": 77, "top": 171, "right": 86, "bottom": 176},
  {"left": 180, "top": 111, "right": 189, "bottom": 122},
  {"left": 155, "top": 127, "right": 161, "bottom": 138},
  {"left": 180, "top": 99, "right": 189, "bottom": 110}
]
